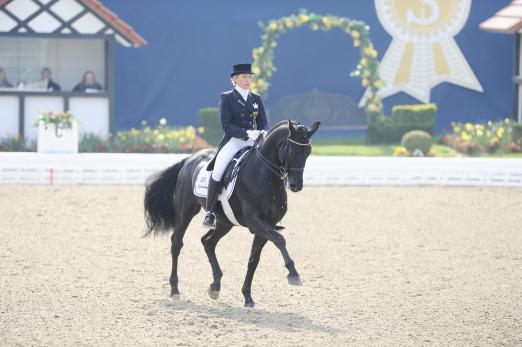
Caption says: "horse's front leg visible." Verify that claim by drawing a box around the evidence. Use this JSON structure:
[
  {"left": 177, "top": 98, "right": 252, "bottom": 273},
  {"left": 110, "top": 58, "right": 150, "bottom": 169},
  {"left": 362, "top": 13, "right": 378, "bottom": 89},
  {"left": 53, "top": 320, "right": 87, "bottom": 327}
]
[
  {"left": 201, "top": 221, "right": 232, "bottom": 300},
  {"left": 242, "top": 235, "right": 268, "bottom": 307},
  {"left": 248, "top": 216, "right": 302, "bottom": 286}
]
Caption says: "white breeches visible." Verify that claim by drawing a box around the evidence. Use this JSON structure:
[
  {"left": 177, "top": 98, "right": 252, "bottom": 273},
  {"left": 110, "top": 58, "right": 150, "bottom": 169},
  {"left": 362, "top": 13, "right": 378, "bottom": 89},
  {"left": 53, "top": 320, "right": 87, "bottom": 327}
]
[{"left": 211, "top": 137, "right": 254, "bottom": 181}]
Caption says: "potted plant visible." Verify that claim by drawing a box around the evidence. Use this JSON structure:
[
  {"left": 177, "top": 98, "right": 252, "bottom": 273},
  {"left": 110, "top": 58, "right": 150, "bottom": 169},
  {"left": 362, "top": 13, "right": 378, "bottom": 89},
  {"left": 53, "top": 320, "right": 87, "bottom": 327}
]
[{"left": 34, "top": 111, "right": 79, "bottom": 153}]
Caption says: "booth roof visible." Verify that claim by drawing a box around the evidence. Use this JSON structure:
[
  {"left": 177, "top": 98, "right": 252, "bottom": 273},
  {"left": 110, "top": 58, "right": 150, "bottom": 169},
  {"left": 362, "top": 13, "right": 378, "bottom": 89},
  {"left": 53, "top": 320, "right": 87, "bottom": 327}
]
[
  {"left": 480, "top": 0, "right": 522, "bottom": 34},
  {"left": 0, "top": 0, "right": 147, "bottom": 47}
]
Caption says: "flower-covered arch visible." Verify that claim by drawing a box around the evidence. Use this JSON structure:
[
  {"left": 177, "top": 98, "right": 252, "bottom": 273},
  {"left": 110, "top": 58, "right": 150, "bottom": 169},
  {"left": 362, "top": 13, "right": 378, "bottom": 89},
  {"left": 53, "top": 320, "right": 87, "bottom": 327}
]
[{"left": 251, "top": 10, "right": 383, "bottom": 117}]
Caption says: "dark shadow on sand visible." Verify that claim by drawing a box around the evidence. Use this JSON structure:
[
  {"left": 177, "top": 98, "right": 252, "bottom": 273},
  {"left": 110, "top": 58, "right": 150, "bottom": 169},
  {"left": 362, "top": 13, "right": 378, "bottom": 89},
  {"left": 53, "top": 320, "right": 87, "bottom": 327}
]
[{"left": 160, "top": 297, "right": 341, "bottom": 334}]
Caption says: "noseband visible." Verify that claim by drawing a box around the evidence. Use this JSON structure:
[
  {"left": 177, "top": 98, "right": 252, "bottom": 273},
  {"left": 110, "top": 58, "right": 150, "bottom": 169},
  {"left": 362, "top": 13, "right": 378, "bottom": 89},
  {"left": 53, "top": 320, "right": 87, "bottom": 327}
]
[{"left": 255, "top": 136, "right": 310, "bottom": 180}]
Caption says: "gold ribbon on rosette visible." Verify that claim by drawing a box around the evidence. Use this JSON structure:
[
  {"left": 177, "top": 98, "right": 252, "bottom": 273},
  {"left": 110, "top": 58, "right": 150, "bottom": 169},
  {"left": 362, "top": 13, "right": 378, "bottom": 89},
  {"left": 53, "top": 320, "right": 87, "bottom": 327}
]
[{"left": 374, "top": 0, "right": 483, "bottom": 103}]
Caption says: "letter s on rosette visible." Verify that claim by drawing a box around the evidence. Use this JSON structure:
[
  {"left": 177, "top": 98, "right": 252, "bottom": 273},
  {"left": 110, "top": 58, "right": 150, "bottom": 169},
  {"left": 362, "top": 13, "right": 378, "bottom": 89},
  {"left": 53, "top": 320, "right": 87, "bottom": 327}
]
[{"left": 373, "top": 0, "right": 483, "bottom": 103}]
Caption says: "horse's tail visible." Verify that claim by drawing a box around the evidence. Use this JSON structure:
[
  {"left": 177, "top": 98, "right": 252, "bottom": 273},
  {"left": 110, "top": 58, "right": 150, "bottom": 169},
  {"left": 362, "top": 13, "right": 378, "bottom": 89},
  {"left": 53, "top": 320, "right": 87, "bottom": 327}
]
[{"left": 144, "top": 157, "right": 188, "bottom": 237}]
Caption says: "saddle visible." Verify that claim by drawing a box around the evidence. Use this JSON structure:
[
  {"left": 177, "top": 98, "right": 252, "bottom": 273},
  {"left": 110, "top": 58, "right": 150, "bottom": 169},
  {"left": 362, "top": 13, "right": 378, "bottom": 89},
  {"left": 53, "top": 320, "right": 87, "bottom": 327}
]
[
  {"left": 194, "top": 145, "right": 254, "bottom": 203},
  {"left": 193, "top": 146, "right": 255, "bottom": 226}
]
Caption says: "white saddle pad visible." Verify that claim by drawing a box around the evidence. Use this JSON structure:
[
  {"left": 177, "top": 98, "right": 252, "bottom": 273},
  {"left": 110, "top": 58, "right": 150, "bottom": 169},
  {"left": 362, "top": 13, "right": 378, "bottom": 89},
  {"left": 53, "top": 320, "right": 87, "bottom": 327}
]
[
  {"left": 193, "top": 167, "right": 237, "bottom": 201},
  {"left": 193, "top": 149, "right": 251, "bottom": 226}
]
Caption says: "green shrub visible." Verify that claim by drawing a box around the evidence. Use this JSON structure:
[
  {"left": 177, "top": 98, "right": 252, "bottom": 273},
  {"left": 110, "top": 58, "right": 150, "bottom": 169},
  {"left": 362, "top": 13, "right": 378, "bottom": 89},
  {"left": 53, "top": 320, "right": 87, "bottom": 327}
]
[
  {"left": 0, "top": 134, "right": 34, "bottom": 152},
  {"left": 367, "top": 104, "right": 436, "bottom": 143},
  {"left": 401, "top": 130, "right": 432, "bottom": 156},
  {"left": 513, "top": 123, "right": 522, "bottom": 143},
  {"left": 198, "top": 107, "right": 222, "bottom": 146},
  {"left": 392, "top": 104, "right": 437, "bottom": 125}
]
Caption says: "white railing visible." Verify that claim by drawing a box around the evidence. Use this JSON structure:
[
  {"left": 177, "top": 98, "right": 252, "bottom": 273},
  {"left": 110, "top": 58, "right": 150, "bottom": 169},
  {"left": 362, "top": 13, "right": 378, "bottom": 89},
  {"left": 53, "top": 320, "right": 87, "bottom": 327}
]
[{"left": 1, "top": 152, "right": 522, "bottom": 186}]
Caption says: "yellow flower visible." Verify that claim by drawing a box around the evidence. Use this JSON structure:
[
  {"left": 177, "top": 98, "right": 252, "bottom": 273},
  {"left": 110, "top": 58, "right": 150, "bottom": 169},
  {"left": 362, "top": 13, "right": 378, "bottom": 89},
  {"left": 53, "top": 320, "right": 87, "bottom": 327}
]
[
  {"left": 269, "top": 21, "right": 277, "bottom": 30},
  {"left": 157, "top": 134, "right": 165, "bottom": 141},
  {"left": 311, "top": 23, "right": 320, "bottom": 31},
  {"left": 360, "top": 58, "right": 368, "bottom": 67},
  {"left": 198, "top": 127, "right": 205, "bottom": 134},
  {"left": 252, "top": 66, "right": 261, "bottom": 74},
  {"left": 130, "top": 128, "right": 140, "bottom": 136},
  {"left": 367, "top": 103, "right": 378, "bottom": 112},
  {"left": 453, "top": 126, "right": 461, "bottom": 133},
  {"left": 180, "top": 137, "right": 186, "bottom": 143},
  {"left": 297, "top": 14, "right": 309, "bottom": 24},
  {"left": 476, "top": 130, "right": 484, "bottom": 137},
  {"left": 353, "top": 40, "right": 361, "bottom": 47},
  {"left": 153, "top": 129, "right": 159, "bottom": 136},
  {"left": 270, "top": 40, "right": 277, "bottom": 48},
  {"left": 362, "top": 79, "right": 369, "bottom": 87},
  {"left": 465, "top": 123, "right": 473, "bottom": 132},
  {"left": 351, "top": 30, "right": 360, "bottom": 39},
  {"left": 322, "top": 17, "right": 330, "bottom": 26},
  {"left": 504, "top": 118, "right": 511, "bottom": 124},
  {"left": 460, "top": 131, "right": 470, "bottom": 141},
  {"left": 256, "top": 79, "right": 268, "bottom": 90},
  {"left": 373, "top": 80, "right": 383, "bottom": 88},
  {"left": 497, "top": 127, "right": 504, "bottom": 138},
  {"left": 250, "top": 82, "right": 258, "bottom": 92},
  {"left": 394, "top": 146, "right": 407, "bottom": 156}
]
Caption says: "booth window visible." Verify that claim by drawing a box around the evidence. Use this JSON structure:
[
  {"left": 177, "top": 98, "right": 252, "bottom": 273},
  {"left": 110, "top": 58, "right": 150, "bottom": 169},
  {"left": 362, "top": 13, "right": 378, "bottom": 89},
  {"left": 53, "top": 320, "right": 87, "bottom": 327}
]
[{"left": 0, "top": 38, "right": 106, "bottom": 92}]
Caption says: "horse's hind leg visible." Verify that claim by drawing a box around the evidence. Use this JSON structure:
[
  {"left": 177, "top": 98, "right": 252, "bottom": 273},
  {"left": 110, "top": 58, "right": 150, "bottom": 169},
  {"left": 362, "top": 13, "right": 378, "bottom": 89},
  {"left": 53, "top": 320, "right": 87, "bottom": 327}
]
[
  {"left": 169, "top": 220, "right": 189, "bottom": 296},
  {"left": 201, "top": 220, "right": 232, "bottom": 299},
  {"left": 170, "top": 204, "right": 200, "bottom": 296},
  {"left": 242, "top": 235, "right": 268, "bottom": 308}
]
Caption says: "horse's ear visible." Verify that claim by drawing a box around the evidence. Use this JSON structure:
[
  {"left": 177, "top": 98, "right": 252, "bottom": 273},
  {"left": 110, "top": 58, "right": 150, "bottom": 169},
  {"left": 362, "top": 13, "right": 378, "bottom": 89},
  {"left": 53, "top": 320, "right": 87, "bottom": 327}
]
[
  {"left": 307, "top": 121, "right": 321, "bottom": 137},
  {"left": 288, "top": 119, "right": 296, "bottom": 135}
]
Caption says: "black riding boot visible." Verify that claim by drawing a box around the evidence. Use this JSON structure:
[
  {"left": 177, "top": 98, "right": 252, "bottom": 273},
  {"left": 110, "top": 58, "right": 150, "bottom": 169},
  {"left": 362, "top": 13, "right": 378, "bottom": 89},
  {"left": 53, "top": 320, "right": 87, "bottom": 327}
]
[{"left": 202, "top": 177, "right": 221, "bottom": 228}]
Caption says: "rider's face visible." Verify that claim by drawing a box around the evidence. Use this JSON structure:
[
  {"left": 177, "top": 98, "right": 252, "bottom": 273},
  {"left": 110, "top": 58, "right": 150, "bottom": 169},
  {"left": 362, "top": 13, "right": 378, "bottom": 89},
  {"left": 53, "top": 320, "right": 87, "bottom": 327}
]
[{"left": 234, "top": 74, "right": 252, "bottom": 89}]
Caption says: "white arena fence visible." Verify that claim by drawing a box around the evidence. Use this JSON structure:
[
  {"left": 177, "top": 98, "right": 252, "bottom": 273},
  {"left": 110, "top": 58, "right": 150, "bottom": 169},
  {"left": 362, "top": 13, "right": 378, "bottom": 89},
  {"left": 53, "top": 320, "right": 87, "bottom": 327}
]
[{"left": 1, "top": 153, "right": 522, "bottom": 187}]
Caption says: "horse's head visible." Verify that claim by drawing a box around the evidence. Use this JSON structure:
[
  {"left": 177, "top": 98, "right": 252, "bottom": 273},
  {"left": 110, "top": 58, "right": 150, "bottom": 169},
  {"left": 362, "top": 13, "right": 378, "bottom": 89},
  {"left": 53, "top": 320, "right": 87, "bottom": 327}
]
[{"left": 285, "top": 120, "right": 321, "bottom": 192}]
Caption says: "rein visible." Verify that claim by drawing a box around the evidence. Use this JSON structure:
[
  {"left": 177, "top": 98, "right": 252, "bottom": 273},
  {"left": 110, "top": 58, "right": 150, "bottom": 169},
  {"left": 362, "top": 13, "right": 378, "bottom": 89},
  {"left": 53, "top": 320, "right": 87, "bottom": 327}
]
[{"left": 255, "top": 135, "right": 311, "bottom": 181}]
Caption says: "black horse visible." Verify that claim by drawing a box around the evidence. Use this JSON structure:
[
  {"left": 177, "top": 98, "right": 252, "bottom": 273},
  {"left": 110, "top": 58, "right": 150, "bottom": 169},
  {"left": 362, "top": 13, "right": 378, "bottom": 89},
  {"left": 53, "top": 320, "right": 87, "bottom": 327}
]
[{"left": 144, "top": 120, "right": 320, "bottom": 307}]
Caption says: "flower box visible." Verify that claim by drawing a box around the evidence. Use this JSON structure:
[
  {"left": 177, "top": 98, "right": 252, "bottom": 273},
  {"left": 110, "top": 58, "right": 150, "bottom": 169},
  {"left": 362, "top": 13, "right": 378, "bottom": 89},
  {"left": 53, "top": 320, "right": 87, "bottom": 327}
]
[{"left": 35, "top": 111, "right": 79, "bottom": 153}]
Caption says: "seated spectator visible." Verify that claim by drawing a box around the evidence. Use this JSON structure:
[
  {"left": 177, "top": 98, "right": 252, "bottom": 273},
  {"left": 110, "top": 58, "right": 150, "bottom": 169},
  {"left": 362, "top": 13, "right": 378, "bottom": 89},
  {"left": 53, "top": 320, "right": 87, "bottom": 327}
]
[
  {"left": 41, "top": 67, "right": 61, "bottom": 92},
  {"left": 73, "top": 71, "right": 103, "bottom": 93},
  {"left": 0, "top": 67, "right": 13, "bottom": 88}
]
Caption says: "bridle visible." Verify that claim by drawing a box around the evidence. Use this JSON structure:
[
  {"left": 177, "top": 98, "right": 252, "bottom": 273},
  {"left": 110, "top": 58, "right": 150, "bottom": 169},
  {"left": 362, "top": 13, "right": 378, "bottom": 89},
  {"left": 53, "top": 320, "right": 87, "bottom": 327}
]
[{"left": 255, "top": 135, "right": 311, "bottom": 181}]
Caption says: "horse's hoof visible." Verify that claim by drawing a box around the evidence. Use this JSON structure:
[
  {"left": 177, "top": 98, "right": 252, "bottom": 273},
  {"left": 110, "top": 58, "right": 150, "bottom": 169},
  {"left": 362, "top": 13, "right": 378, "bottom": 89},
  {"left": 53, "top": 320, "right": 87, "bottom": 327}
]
[
  {"left": 244, "top": 301, "right": 255, "bottom": 308},
  {"left": 208, "top": 287, "right": 219, "bottom": 300},
  {"left": 288, "top": 276, "right": 303, "bottom": 286},
  {"left": 170, "top": 293, "right": 180, "bottom": 299},
  {"left": 170, "top": 289, "right": 180, "bottom": 297}
]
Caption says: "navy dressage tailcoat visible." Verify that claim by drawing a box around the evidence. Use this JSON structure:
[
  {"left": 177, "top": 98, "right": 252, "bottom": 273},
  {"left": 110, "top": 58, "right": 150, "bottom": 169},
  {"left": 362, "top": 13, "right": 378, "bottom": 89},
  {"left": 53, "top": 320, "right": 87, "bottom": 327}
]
[{"left": 207, "top": 88, "right": 269, "bottom": 171}]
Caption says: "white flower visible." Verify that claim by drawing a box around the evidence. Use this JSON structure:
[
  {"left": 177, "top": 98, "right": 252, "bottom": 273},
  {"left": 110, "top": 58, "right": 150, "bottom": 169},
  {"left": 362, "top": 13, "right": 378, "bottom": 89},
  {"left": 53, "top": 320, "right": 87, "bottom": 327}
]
[{"left": 159, "top": 117, "right": 167, "bottom": 126}]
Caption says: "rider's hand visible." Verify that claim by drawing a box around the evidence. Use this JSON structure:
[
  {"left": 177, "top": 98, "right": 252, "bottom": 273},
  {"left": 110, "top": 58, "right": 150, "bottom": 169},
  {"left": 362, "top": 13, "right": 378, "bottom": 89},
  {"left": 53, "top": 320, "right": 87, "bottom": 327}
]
[
  {"left": 260, "top": 130, "right": 268, "bottom": 137},
  {"left": 247, "top": 130, "right": 261, "bottom": 141}
]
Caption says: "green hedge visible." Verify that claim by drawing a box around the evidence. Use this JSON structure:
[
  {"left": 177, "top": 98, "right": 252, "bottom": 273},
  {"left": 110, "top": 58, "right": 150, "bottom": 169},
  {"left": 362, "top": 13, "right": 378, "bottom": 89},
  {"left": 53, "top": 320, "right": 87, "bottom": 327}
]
[
  {"left": 198, "top": 107, "right": 222, "bottom": 146},
  {"left": 367, "top": 103, "right": 437, "bottom": 144}
]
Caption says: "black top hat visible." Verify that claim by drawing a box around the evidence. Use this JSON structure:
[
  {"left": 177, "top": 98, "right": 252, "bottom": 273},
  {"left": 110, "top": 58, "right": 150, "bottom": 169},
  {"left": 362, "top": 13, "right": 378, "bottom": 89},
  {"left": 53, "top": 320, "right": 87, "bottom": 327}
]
[{"left": 231, "top": 63, "right": 254, "bottom": 77}]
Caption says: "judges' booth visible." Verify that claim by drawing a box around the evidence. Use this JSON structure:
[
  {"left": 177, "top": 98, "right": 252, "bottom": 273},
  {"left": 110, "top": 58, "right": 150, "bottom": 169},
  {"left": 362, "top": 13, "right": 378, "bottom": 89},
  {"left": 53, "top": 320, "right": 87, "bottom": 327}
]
[{"left": 0, "top": 0, "right": 146, "bottom": 140}]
